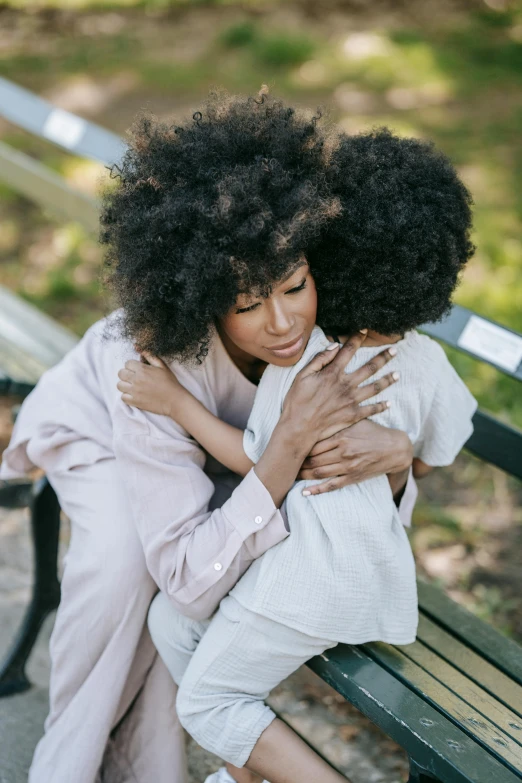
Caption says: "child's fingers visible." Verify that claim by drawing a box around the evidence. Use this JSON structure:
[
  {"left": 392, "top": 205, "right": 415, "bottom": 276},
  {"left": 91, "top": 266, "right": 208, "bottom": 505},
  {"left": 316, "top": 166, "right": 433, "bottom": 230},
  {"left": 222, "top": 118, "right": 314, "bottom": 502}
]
[
  {"left": 118, "top": 368, "right": 135, "bottom": 383},
  {"left": 297, "top": 342, "right": 341, "bottom": 379},
  {"left": 141, "top": 351, "right": 167, "bottom": 368},
  {"left": 124, "top": 359, "right": 143, "bottom": 372},
  {"left": 117, "top": 380, "right": 132, "bottom": 394}
]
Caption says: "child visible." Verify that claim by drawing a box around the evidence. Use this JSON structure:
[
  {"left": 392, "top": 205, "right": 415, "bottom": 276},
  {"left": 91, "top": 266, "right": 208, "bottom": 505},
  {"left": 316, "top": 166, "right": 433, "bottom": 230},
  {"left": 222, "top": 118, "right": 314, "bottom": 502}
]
[{"left": 121, "top": 129, "right": 477, "bottom": 783}]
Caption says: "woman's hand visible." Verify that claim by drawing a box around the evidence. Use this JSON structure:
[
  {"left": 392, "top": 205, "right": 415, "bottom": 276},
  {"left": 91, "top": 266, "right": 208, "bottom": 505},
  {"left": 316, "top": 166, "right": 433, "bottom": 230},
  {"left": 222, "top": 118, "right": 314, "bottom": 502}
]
[
  {"left": 117, "top": 352, "right": 188, "bottom": 418},
  {"left": 281, "top": 332, "right": 399, "bottom": 450},
  {"left": 297, "top": 419, "right": 413, "bottom": 495}
]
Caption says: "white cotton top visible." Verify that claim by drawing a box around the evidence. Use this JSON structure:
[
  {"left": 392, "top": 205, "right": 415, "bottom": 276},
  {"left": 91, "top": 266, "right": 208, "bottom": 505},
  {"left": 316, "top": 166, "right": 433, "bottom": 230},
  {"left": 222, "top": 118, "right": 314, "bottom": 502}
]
[{"left": 230, "top": 326, "right": 478, "bottom": 645}]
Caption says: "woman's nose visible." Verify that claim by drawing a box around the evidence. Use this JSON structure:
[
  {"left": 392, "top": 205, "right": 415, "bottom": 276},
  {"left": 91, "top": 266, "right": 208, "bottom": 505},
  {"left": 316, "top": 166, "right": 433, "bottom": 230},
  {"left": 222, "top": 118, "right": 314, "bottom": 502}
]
[{"left": 265, "top": 300, "right": 295, "bottom": 336}]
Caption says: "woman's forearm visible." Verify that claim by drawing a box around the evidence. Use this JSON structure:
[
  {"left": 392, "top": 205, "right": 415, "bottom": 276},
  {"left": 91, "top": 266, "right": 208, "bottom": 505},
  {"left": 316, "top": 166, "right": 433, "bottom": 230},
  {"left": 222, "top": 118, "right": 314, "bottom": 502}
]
[
  {"left": 254, "top": 413, "right": 315, "bottom": 508},
  {"left": 171, "top": 393, "right": 253, "bottom": 477}
]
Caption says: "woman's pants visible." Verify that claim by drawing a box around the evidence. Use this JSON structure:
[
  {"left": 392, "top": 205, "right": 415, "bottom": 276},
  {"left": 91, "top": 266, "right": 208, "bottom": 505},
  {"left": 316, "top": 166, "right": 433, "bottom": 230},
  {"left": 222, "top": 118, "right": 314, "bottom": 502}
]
[
  {"left": 148, "top": 592, "right": 337, "bottom": 768},
  {"left": 29, "top": 459, "right": 187, "bottom": 783}
]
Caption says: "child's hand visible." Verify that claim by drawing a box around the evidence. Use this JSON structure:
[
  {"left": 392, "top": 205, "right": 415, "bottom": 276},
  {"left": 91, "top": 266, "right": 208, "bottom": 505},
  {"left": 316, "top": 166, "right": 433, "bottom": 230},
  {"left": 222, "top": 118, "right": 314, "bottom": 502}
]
[{"left": 117, "top": 351, "right": 186, "bottom": 418}]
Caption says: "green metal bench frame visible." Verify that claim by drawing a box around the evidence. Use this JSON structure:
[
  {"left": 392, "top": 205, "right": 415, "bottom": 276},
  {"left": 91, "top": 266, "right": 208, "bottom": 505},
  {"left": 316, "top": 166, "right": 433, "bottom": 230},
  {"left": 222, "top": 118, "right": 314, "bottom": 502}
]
[{"left": 0, "top": 76, "right": 521, "bottom": 783}]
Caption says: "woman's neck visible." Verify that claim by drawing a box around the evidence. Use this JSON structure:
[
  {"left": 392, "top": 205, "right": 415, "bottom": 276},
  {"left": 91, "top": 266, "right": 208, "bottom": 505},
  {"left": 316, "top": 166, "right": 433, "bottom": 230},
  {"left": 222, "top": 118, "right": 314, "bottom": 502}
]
[{"left": 217, "top": 323, "right": 267, "bottom": 384}]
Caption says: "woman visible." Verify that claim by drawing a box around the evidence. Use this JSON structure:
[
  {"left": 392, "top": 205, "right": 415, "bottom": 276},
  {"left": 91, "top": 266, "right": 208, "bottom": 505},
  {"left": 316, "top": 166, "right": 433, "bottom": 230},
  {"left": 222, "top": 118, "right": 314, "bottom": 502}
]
[{"left": 0, "top": 91, "right": 414, "bottom": 783}]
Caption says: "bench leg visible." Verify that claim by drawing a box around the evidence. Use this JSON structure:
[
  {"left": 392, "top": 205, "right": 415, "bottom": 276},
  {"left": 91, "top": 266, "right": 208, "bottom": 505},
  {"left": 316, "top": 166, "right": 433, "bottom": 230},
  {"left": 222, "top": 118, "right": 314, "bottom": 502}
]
[
  {"left": 408, "top": 759, "right": 441, "bottom": 782},
  {"left": 0, "top": 477, "right": 61, "bottom": 697}
]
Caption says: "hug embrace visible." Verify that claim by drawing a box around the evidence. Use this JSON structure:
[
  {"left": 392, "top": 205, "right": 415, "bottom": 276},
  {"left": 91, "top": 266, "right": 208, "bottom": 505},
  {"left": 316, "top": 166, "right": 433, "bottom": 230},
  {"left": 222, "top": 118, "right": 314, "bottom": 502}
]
[{"left": 0, "top": 89, "right": 477, "bottom": 783}]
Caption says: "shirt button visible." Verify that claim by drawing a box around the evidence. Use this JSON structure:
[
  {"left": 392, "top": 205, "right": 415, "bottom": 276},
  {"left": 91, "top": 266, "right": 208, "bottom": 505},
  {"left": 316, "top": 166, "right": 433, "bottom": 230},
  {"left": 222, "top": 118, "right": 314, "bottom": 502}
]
[
  {"left": 214, "top": 562, "right": 223, "bottom": 571},
  {"left": 254, "top": 516, "right": 263, "bottom": 525}
]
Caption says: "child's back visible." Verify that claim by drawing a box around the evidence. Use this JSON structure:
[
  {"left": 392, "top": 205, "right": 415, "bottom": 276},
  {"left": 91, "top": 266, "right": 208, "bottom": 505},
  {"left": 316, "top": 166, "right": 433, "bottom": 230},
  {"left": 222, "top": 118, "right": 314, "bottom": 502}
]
[{"left": 230, "top": 326, "right": 477, "bottom": 645}]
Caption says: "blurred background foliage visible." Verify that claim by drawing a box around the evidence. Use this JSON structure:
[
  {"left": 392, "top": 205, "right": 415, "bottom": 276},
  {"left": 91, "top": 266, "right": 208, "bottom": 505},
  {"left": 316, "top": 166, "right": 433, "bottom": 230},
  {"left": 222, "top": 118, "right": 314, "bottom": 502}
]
[
  {"left": 1, "top": 0, "right": 522, "bottom": 424},
  {"left": 0, "top": 0, "right": 521, "bottom": 636}
]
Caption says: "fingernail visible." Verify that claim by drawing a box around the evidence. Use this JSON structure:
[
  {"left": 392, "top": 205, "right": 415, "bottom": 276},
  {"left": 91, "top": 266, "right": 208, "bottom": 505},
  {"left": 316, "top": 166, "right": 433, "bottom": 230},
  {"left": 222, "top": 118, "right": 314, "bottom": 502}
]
[
  {"left": 359, "top": 329, "right": 368, "bottom": 334},
  {"left": 302, "top": 489, "right": 311, "bottom": 496},
  {"left": 386, "top": 400, "right": 392, "bottom": 408},
  {"left": 393, "top": 371, "right": 400, "bottom": 380},
  {"left": 389, "top": 347, "right": 398, "bottom": 356},
  {"left": 327, "top": 343, "right": 339, "bottom": 350}
]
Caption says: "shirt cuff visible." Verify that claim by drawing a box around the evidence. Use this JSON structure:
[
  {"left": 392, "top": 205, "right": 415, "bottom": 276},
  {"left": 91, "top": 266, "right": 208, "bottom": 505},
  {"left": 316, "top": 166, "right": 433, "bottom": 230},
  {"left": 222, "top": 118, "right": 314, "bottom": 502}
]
[
  {"left": 398, "top": 468, "right": 418, "bottom": 528},
  {"left": 222, "top": 467, "right": 289, "bottom": 557}
]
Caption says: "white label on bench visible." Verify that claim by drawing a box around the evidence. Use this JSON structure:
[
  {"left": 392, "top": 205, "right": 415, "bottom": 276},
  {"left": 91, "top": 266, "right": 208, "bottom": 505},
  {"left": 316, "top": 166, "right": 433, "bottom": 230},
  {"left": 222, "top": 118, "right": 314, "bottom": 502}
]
[
  {"left": 458, "top": 315, "right": 522, "bottom": 372},
  {"left": 42, "top": 109, "right": 86, "bottom": 150}
]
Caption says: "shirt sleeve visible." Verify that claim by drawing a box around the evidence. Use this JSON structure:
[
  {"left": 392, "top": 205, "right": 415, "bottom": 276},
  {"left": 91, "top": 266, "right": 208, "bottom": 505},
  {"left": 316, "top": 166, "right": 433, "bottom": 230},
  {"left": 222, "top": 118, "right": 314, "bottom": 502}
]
[
  {"left": 112, "top": 401, "right": 289, "bottom": 621},
  {"left": 414, "top": 350, "right": 478, "bottom": 467}
]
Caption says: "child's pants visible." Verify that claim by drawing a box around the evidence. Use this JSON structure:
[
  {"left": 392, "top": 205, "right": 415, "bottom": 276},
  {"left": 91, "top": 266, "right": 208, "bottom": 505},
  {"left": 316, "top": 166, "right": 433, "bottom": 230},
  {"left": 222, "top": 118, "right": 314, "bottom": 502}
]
[{"left": 147, "top": 592, "right": 337, "bottom": 768}]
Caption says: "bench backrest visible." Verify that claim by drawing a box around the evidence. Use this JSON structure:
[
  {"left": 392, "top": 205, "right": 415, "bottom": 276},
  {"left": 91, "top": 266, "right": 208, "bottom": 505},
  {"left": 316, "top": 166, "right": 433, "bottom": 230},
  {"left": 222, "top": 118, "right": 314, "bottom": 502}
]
[
  {"left": 420, "top": 305, "right": 522, "bottom": 480},
  {"left": 0, "top": 76, "right": 521, "bottom": 484}
]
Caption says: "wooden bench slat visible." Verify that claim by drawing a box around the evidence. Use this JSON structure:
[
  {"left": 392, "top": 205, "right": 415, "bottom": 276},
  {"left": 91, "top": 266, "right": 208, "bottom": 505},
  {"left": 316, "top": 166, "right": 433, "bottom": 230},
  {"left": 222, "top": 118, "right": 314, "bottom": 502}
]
[
  {"left": 364, "top": 642, "right": 522, "bottom": 771},
  {"left": 0, "top": 142, "right": 100, "bottom": 235},
  {"left": 0, "top": 337, "right": 49, "bottom": 383},
  {"left": 395, "top": 638, "right": 522, "bottom": 738},
  {"left": 0, "top": 285, "right": 78, "bottom": 389},
  {"left": 418, "top": 581, "right": 522, "bottom": 685},
  {"left": 0, "top": 76, "right": 124, "bottom": 167},
  {"left": 309, "top": 646, "right": 522, "bottom": 783},
  {"left": 417, "top": 614, "right": 522, "bottom": 715}
]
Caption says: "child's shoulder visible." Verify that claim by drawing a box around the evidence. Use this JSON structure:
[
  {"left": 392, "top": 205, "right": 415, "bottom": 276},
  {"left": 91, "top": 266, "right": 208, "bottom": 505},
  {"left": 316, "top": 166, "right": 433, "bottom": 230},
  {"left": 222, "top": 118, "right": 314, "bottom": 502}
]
[{"left": 399, "top": 330, "right": 449, "bottom": 370}]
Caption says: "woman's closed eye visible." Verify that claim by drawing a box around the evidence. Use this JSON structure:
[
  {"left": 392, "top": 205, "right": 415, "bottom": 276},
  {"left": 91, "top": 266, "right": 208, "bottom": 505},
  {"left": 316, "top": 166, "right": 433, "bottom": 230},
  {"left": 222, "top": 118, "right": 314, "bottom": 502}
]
[
  {"left": 235, "top": 278, "right": 307, "bottom": 314},
  {"left": 286, "top": 278, "right": 307, "bottom": 295},
  {"left": 236, "top": 301, "right": 261, "bottom": 314}
]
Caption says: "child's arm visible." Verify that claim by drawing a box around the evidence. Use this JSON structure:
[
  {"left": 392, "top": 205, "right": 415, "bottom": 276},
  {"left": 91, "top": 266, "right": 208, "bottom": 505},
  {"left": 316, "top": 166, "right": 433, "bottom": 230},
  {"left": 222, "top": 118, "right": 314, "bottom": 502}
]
[
  {"left": 117, "top": 353, "right": 253, "bottom": 477},
  {"left": 412, "top": 458, "right": 433, "bottom": 478}
]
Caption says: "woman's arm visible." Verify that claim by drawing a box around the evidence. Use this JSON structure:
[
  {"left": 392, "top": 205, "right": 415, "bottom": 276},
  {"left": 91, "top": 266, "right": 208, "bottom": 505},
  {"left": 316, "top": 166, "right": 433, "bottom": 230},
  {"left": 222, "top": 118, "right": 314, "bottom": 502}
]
[{"left": 412, "top": 457, "right": 433, "bottom": 478}]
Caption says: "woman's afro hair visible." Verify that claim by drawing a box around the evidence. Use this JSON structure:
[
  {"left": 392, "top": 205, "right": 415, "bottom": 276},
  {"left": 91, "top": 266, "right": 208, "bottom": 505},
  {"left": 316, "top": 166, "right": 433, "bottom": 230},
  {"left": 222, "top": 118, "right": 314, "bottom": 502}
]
[
  {"left": 101, "top": 88, "right": 341, "bottom": 362},
  {"left": 310, "top": 128, "right": 475, "bottom": 337}
]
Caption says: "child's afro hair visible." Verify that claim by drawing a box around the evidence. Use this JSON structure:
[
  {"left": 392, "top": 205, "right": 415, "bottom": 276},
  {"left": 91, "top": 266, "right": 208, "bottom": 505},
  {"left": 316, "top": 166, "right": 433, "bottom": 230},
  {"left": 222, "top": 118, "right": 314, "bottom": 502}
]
[
  {"left": 100, "top": 88, "right": 341, "bottom": 362},
  {"left": 310, "top": 128, "right": 475, "bottom": 337}
]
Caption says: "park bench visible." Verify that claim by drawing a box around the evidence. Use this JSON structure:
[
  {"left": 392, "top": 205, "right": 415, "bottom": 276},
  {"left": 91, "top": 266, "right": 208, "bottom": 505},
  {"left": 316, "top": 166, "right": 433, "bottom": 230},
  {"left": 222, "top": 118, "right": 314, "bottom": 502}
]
[{"left": 0, "top": 77, "right": 521, "bottom": 783}]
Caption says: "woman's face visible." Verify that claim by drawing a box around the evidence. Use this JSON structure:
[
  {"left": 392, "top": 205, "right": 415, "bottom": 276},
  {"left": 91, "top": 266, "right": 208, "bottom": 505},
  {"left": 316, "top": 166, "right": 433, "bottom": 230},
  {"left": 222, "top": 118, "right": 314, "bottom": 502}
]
[{"left": 219, "top": 261, "right": 317, "bottom": 367}]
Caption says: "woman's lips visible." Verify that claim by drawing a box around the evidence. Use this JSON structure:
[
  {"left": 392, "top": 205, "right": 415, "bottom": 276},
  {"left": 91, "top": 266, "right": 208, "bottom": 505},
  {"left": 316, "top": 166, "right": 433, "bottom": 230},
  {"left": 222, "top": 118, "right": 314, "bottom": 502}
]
[{"left": 266, "top": 334, "right": 304, "bottom": 359}]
